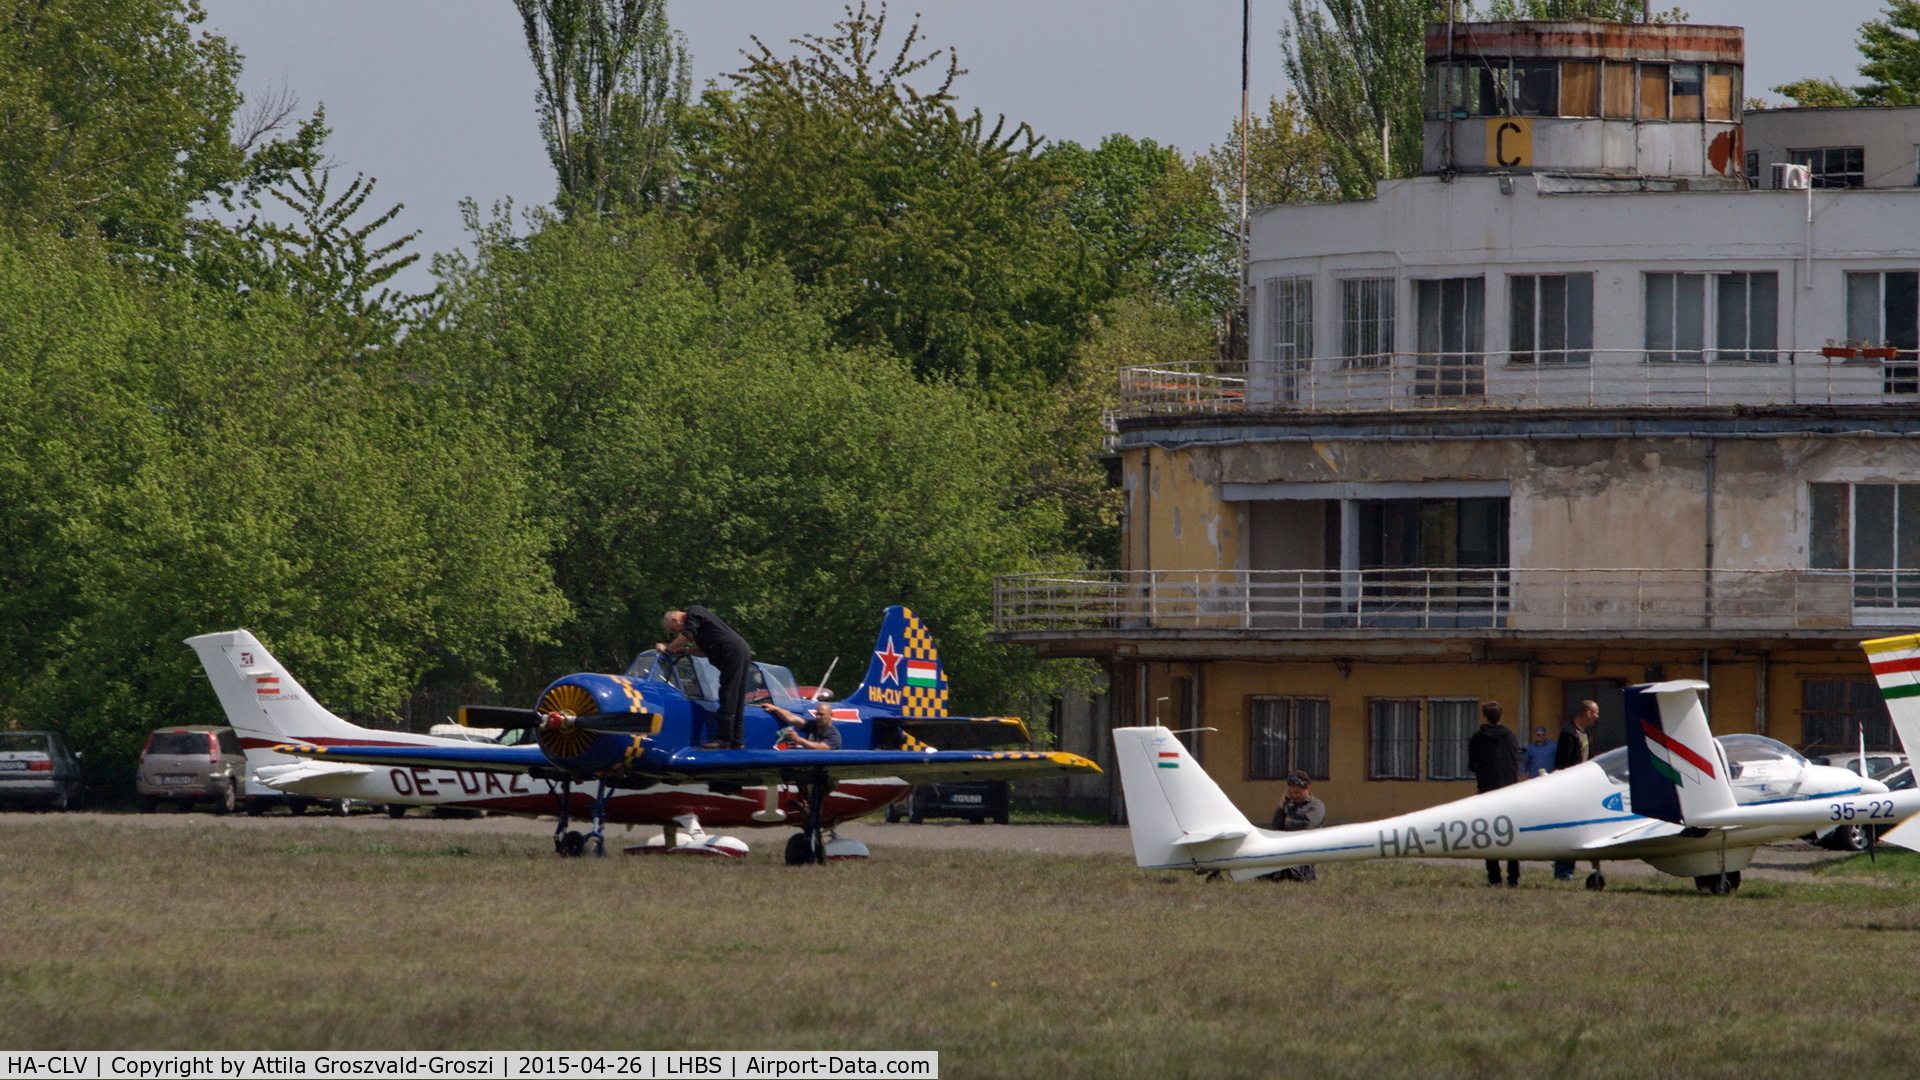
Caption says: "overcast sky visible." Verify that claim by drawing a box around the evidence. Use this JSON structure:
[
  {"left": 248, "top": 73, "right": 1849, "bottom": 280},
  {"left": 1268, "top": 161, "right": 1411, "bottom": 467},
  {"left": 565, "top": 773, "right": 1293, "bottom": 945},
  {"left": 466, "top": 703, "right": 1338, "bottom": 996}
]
[{"left": 198, "top": 1, "right": 1894, "bottom": 294}]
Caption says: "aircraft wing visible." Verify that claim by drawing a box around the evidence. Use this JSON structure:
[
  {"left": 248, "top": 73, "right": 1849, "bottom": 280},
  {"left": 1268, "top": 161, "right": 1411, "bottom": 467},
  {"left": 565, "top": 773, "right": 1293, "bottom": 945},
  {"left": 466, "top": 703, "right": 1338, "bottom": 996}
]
[
  {"left": 273, "top": 742, "right": 547, "bottom": 774},
  {"left": 273, "top": 741, "right": 1099, "bottom": 785}
]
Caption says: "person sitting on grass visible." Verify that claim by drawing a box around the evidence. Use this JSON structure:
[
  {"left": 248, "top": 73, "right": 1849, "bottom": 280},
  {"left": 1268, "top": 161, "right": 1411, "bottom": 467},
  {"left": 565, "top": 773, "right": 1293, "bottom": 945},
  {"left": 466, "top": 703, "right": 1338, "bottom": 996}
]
[
  {"left": 766, "top": 701, "right": 842, "bottom": 750},
  {"left": 1265, "top": 772, "right": 1325, "bottom": 883}
]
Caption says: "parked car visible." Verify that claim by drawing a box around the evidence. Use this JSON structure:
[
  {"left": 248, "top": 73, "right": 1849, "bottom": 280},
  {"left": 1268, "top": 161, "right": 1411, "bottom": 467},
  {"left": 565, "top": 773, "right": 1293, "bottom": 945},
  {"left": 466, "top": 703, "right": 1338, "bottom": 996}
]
[
  {"left": 135, "top": 726, "right": 245, "bottom": 813},
  {"left": 886, "top": 780, "right": 1010, "bottom": 824},
  {"left": 1807, "top": 753, "right": 1911, "bottom": 850},
  {"left": 0, "top": 731, "right": 85, "bottom": 810}
]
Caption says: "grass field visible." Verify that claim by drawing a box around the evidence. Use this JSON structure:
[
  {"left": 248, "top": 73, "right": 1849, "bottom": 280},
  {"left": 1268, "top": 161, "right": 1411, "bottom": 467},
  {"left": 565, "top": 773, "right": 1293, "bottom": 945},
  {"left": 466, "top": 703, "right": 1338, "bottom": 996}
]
[{"left": 3, "top": 819, "right": 1919, "bottom": 1079}]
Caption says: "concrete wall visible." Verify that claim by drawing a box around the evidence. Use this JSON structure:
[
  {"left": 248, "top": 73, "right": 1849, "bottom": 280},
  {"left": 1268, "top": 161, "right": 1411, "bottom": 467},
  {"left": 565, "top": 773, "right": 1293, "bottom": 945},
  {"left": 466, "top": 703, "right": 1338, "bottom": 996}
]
[{"left": 1746, "top": 106, "right": 1920, "bottom": 189}]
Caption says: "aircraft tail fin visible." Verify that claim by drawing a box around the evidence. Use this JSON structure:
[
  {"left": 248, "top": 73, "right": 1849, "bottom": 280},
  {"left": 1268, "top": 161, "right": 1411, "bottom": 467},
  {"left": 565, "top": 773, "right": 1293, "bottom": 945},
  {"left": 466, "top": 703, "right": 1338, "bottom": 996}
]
[
  {"left": 1112, "top": 726, "right": 1254, "bottom": 869},
  {"left": 1624, "top": 680, "right": 1737, "bottom": 825},
  {"left": 1862, "top": 634, "right": 1920, "bottom": 758},
  {"left": 837, "top": 606, "right": 947, "bottom": 718},
  {"left": 184, "top": 631, "right": 384, "bottom": 766}
]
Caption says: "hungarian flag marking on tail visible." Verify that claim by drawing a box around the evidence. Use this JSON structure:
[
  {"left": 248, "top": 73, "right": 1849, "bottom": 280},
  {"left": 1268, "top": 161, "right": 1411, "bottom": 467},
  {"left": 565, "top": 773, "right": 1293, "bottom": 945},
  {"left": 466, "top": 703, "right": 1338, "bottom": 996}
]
[
  {"left": 905, "top": 659, "right": 939, "bottom": 688},
  {"left": 1157, "top": 752, "right": 1180, "bottom": 770},
  {"left": 1640, "top": 718, "right": 1715, "bottom": 786}
]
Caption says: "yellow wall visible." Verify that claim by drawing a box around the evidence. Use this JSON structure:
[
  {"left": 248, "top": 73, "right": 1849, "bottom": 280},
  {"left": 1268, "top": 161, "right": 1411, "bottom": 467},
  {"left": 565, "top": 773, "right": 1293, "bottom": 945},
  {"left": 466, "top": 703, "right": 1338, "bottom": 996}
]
[{"left": 1135, "top": 649, "right": 1878, "bottom": 825}]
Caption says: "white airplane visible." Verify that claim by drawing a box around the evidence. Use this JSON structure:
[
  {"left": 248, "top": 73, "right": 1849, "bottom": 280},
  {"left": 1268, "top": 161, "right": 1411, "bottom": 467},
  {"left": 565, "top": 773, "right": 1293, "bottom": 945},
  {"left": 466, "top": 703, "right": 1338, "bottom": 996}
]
[{"left": 1114, "top": 640, "right": 1920, "bottom": 893}]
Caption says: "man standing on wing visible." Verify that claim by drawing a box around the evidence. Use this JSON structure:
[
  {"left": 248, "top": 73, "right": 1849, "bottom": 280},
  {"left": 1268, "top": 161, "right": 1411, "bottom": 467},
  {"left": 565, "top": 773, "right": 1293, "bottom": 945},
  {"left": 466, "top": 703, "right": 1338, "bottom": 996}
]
[{"left": 659, "top": 606, "right": 753, "bottom": 750}]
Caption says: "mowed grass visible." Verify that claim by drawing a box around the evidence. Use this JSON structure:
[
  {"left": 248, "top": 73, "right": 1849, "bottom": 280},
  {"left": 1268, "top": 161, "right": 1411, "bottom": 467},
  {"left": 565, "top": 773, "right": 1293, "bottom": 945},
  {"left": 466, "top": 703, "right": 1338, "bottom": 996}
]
[{"left": 3, "top": 821, "right": 1920, "bottom": 1079}]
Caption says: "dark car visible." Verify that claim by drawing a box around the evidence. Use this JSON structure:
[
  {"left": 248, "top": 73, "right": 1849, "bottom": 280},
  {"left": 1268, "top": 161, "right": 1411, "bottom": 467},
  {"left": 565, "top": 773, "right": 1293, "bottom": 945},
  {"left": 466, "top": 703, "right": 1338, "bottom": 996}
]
[
  {"left": 0, "top": 731, "right": 85, "bottom": 810},
  {"left": 886, "top": 780, "right": 1010, "bottom": 824}
]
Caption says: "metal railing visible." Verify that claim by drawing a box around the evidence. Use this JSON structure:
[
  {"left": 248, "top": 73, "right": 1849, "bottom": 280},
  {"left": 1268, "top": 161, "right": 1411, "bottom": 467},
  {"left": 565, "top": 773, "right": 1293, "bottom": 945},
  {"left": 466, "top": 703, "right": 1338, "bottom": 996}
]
[
  {"left": 1117, "top": 348, "right": 1920, "bottom": 418},
  {"left": 994, "top": 567, "right": 1920, "bottom": 634}
]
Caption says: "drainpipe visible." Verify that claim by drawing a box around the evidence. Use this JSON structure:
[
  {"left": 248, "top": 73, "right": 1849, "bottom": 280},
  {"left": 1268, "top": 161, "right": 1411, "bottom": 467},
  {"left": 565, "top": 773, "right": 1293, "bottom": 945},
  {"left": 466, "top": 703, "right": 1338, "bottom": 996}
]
[
  {"left": 1442, "top": 2, "right": 1456, "bottom": 175},
  {"left": 1703, "top": 437, "right": 1716, "bottom": 628},
  {"left": 1754, "top": 652, "right": 1769, "bottom": 737}
]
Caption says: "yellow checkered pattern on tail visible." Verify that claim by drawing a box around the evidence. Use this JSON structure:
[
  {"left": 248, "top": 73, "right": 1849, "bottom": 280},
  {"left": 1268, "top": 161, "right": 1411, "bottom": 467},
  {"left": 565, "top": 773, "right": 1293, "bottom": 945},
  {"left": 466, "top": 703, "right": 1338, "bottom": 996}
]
[{"left": 897, "top": 608, "right": 947, "bottom": 718}]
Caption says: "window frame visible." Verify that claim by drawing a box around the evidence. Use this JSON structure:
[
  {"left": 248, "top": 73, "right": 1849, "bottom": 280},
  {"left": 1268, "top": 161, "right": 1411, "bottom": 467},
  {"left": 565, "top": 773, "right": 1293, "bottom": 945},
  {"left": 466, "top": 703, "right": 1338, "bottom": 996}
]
[
  {"left": 1248, "top": 695, "right": 1331, "bottom": 782},
  {"left": 1509, "top": 272, "right": 1594, "bottom": 365},
  {"left": 1426, "top": 698, "right": 1480, "bottom": 782},
  {"left": 1644, "top": 270, "right": 1779, "bottom": 363},
  {"left": 1369, "top": 698, "right": 1422, "bottom": 781},
  {"left": 1789, "top": 146, "right": 1865, "bottom": 189},
  {"left": 1340, "top": 277, "right": 1395, "bottom": 369}
]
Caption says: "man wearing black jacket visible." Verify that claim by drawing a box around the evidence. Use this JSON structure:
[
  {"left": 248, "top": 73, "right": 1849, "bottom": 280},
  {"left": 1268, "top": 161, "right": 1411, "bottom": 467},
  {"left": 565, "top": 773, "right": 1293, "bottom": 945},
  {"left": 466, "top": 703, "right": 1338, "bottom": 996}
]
[
  {"left": 1466, "top": 700, "right": 1523, "bottom": 887},
  {"left": 1551, "top": 699, "right": 1600, "bottom": 880},
  {"left": 659, "top": 606, "right": 753, "bottom": 750}
]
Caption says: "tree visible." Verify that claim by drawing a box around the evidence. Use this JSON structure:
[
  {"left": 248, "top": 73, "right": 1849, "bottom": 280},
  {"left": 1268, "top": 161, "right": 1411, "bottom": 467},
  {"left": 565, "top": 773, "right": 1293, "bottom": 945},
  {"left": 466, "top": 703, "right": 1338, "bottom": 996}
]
[
  {"left": 516, "top": 0, "right": 691, "bottom": 216},
  {"left": 1484, "top": 1, "right": 1684, "bottom": 19},
  {"left": 1281, "top": 0, "right": 1441, "bottom": 198},
  {"left": 0, "top": 0, "right": 323, "bottom": 252},
  {"left": 682, "top": 3, "right": 1105, "bottom": 398},
  {"left": 1774, "top": 1, "right": 1920, "bottom": 107},
  {"left": 1200, "top": 94, "right": 1341, "bottom": 213}
]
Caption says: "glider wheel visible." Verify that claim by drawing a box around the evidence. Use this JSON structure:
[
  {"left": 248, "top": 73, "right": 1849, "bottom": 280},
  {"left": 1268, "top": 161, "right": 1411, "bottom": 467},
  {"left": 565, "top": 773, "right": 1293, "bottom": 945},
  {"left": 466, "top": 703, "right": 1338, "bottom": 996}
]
[
  {"left": 1694, "top": 872, "right": 1740, "bottom": 895},
  {"left": 1584, "top": 872, "right": 1605, "bottom": 892}
]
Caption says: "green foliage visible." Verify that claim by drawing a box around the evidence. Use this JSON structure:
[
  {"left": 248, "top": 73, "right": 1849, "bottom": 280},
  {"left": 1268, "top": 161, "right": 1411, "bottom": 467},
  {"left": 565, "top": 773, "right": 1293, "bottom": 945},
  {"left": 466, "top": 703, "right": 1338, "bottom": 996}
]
[
  {"left": 1771, "top": 77, "right": 1865, "bottom": 109},
  {"left": 1200, "top": 93, "right": 1342, "bottom": 212},
  {"left": 0, "top": 0, "right": 324, "bottom": 253},
  {"left": 0, "top": 232, "right": 564, "bottom": 790},
  {"left": 1282, "top": 0, "right": 1441, "bottom": 198},
  {"left": 516, "top": 0, "right": 691, "bottom": 216},
  {"left": 1484, "top": 0, "right": 1686, "bottom": 20},
  {"left": 1046, "top": 134, "right": 1236, "bottom": 317},
  {"left": 681, "top": 3, "right": 1105, "bottom": 399},
  {"left": 419, "top": 210, "right": 1074, "bottom": 712}
]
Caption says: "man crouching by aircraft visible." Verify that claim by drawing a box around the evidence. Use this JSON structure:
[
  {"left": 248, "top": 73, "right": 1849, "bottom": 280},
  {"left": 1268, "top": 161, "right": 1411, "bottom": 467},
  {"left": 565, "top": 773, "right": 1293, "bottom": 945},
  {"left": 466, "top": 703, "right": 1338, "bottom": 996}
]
[{"left": 658, "top": 606, "right": 751, "bottom": 749}]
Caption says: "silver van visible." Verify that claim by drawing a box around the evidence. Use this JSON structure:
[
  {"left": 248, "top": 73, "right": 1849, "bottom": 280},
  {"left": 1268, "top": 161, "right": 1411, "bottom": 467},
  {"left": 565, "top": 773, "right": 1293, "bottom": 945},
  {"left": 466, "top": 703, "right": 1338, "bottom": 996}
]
[
  {"left": 135, "top": 726, "right": 245, "bottom": 813},
  {"left": 0, "top": 731, "right": 84, "bottom": 810}
]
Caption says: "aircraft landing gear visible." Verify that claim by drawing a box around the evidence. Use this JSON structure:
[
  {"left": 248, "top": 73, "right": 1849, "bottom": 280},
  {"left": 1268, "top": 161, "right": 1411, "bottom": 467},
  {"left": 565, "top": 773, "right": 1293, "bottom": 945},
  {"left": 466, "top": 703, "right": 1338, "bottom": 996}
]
[
  {"left": 552, "top": 780, "right": 586, "bottom": 857},
  {"left": 1584, "top": 872, "right": 1606, "bottom": 891},
  {"left": 583, "top": 779, "right": 612, "bottom": 857},
  {"left": 1694, "top": 871, "right": 1741, "bottom": 895},
  {"left": 785, "top": 773, "right": 832, "bottom": 866}
]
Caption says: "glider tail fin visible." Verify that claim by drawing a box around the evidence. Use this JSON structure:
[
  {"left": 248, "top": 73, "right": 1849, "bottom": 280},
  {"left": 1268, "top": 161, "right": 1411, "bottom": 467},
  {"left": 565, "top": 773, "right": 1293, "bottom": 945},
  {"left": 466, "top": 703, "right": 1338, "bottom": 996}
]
[
  {"left": 183, "top": 631, "right": 373, "bottom": 766},
  {"left": 1863, "top": 634, "right": 1920, "bottom": 758},
  {"left": 837, "top": 606, "right": 947, "bottom": 718},
  {"left": 1624, "top": 680, "right": 1737, "bottom": 825},
  {"left": 1112, "top": 726, "right": 1254, "bottom": 869}
]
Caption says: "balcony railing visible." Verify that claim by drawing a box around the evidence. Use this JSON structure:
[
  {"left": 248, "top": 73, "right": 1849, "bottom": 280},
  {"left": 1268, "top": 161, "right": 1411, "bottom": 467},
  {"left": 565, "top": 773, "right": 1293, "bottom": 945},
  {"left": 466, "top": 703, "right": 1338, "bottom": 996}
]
[
  {"left": 1117, "top": 348, "right": 1920, "bottom": 418},
  {"left": 993, "top": 568, "right": 1920, "bottom": 635}
]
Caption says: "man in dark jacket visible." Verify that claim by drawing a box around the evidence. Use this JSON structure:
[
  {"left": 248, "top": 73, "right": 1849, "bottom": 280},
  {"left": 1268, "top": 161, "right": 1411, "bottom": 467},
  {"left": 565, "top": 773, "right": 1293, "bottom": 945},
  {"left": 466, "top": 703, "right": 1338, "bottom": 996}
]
[
  {"left": 1265, "top": 772, "right": 1325, "bottom": 882},
  {"left": 1466, "top": 700, "right": 1523, "bottom": 886},
  {"left": 1552, "top": 699, "right": 1600, "bottom": 879},
  {"left": 659, "top": 606, "right": 753, "bottom": 750}
]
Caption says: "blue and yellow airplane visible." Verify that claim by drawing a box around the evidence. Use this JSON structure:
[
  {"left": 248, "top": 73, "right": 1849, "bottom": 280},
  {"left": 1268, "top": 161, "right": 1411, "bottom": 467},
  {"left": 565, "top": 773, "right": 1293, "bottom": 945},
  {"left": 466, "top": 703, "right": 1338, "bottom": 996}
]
[{"left": 189, "top": 608, "right": 1098, "bottom": 862}]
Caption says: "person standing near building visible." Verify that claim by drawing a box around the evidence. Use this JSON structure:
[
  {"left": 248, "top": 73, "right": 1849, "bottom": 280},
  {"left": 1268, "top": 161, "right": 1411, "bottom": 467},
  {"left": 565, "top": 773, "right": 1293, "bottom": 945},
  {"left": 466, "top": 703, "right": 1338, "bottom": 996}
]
[
  {"left": 1266, "top": 772, "right": 1325, "bottom": 882},
  {"left": 659, "top": 606, "right": 753, "bottom": 750},
  {"left": 1522, "top": 725, "right": 1556, "bottom": 779},
  {"left": 1552, "top": 699, "right": 1600, "bottom": 880},
  {"left": 1466, "top": 700, "right": 1523, "bottom": 887}
]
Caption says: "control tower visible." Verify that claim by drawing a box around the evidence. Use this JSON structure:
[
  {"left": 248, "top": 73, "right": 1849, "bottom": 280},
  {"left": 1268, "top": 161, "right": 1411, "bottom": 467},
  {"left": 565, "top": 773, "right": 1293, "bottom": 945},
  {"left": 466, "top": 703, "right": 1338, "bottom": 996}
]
[{"left": 1423, "top": 20, "right": 1745, "bottom": 185}]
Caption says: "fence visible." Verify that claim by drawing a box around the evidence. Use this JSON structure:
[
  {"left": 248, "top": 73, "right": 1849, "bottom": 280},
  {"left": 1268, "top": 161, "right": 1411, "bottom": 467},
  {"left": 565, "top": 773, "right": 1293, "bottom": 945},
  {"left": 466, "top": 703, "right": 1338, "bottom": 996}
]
[
  {"left": 993, "top": 567, "right": 1915, "bottom": 634},
  {"left": 1117, "top": 348, "right": 1920, "bottom": 418}
]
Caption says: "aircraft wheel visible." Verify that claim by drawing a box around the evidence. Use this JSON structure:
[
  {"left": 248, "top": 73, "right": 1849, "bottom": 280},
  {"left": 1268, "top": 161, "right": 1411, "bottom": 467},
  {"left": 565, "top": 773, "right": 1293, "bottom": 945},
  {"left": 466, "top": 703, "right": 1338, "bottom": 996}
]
[
  {"left": 591, "top": 835, "right": 606, "bottom": 858},
  {"left": 1695, "top": 873, "right": 1738, "bottom": 895},
  {"left": 784, "top": 832, "right": 815, "bottom": 866},
  {"left": 288, "top": 802, "right": 307, "bottom": 816},
  {"left": 385, "top": 804, "right": 406, "bottom": 819},
  {"left": 908, "top": 813, "right": 923, "bottom": 825},
  {"left": 557, "top": 830, "right": 587, "bottom": 857},
  {"left": 332, "top": 799, "right": 350, "bottom": 817},
  {"left": 1584, "top": 872, "right": 1605, "bottom": 892}
]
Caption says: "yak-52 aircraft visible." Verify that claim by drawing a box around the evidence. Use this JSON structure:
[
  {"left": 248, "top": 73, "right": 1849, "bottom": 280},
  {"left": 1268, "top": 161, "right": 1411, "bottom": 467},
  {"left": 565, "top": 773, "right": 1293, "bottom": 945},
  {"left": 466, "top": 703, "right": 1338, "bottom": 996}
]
[
  {"left": 1114, "top": 637, "right": 1920, "bottom": 892},
  {"left": 189, "top": 607, "right": 1097, "bottom": 862}
]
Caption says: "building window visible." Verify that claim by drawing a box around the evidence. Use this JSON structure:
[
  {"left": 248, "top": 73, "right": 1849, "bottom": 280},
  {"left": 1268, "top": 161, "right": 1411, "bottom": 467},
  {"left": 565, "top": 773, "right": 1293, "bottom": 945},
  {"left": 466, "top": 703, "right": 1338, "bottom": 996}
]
[
  {"left": 1173, "top": 676, "right": 1200, "bottom": 760},
  {"left": 1266, "top": 276, "right": 1313, "bottom": 363},
  {"left": 1913, "top": 145, "right": 1920, "bottom": 187},
  {"left": 1789, "top": 147, "right": 1865, "bottom": 189},
  {"left": 1801, "top": 680, "right": 1895, "bottom": 753},
  {"left": 1357, "top": 498, "right": 1509, "bottom": 570},
  {"left": 1670, "top": 64, "right": 1703, "bottom": 122},
  {"left": 1810, "top": 482, "right": 1920, "bottom": 609},
  {"left": 1510, "top": 273, "right": 1593, "bottom": 364},
  {"left": 1249, "top": 696, "right": 1330, "bottom": 781},
  {"left": 1638, "top": 63, "right": 1669, "bottom": 120},
  {"left": 1846, "top": 271, "right": 1920, "bottom": 394},
  {"left": 1745, "top": 150, "right": 1760, "bottom": 188},
  {"left": 1340, "top": 277, "right": 1394, "bottom": 368},
  {"left": 1426, "top": 699, "right": 1480, "bottom": 781},
  {"left": 1414, "top": 276, "right": 1485, "bottom": 396},
  {"left": 1560, "top": 60, "right": 1599, "bottom": 116},
  {"left": 1370, "top": 699, "right": 1420, "bottom": 780},
  {"left": 1706, "top": 65, "right": 1739, "bottom": 121},
  {"left": 1645, "top": 271, "right": 1778, "bottom": 363}
]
